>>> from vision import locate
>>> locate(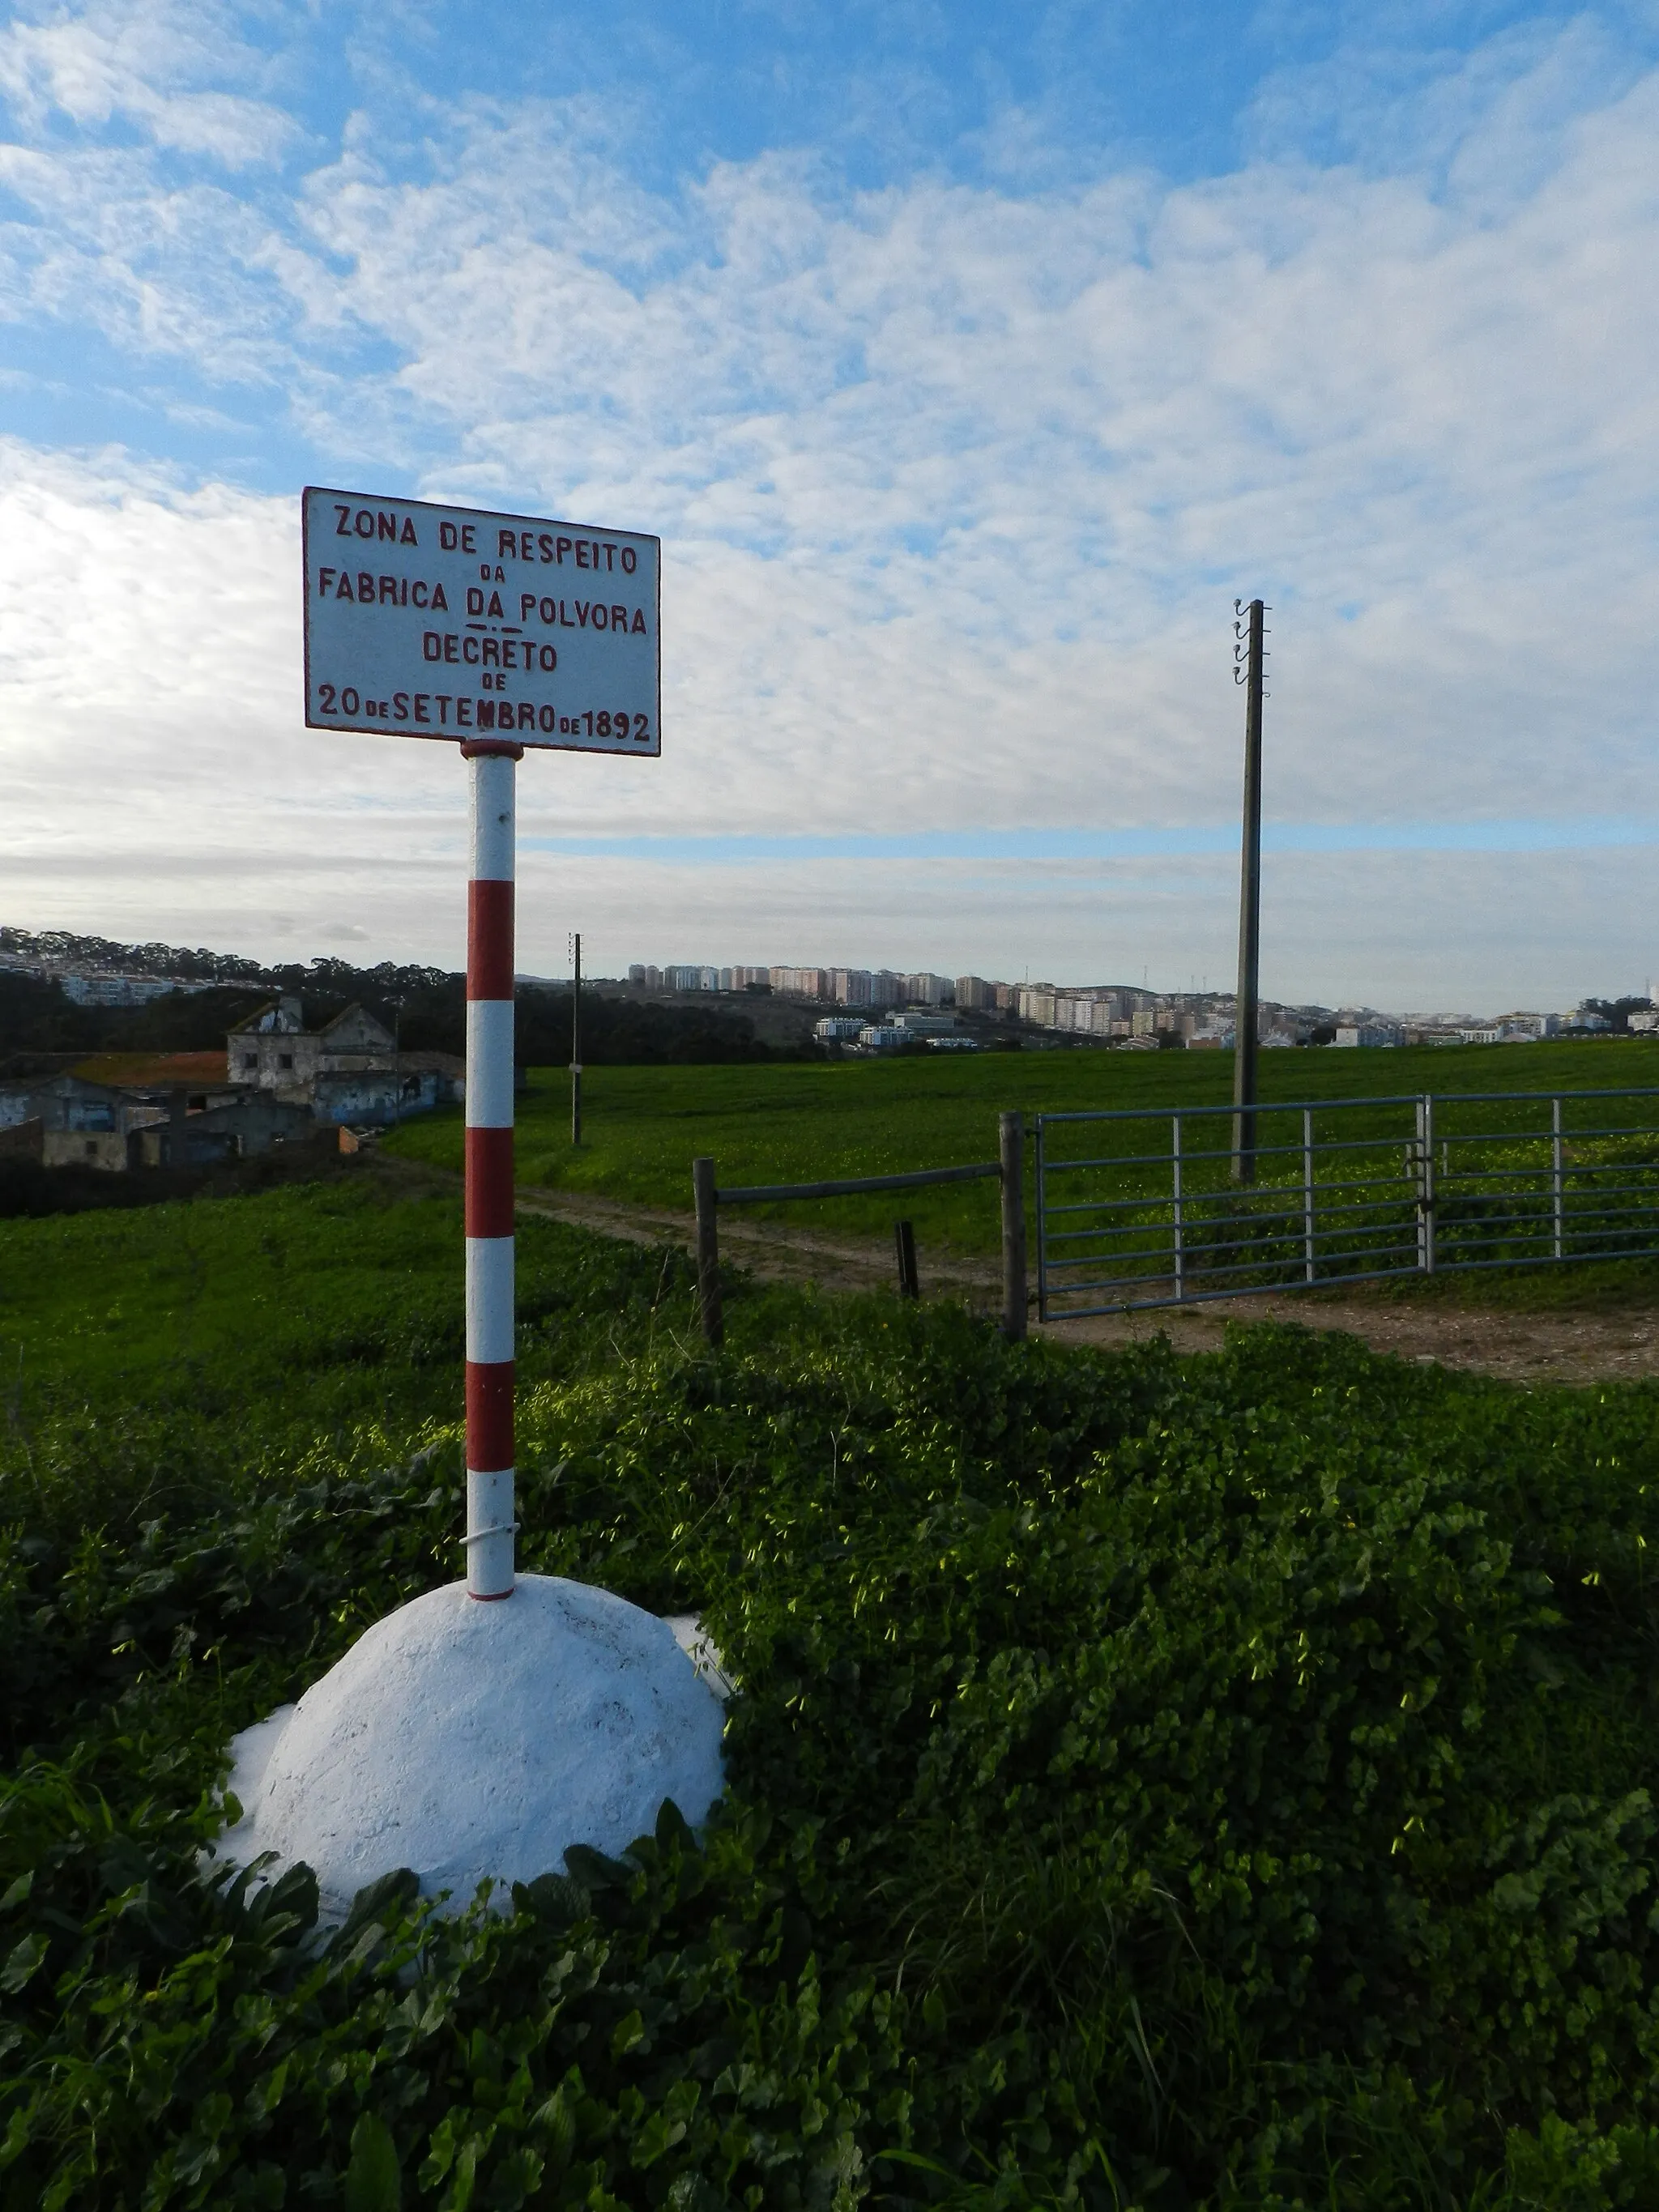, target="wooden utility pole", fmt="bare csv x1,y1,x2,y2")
1232,599,1265,1185
569,931,582,1146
